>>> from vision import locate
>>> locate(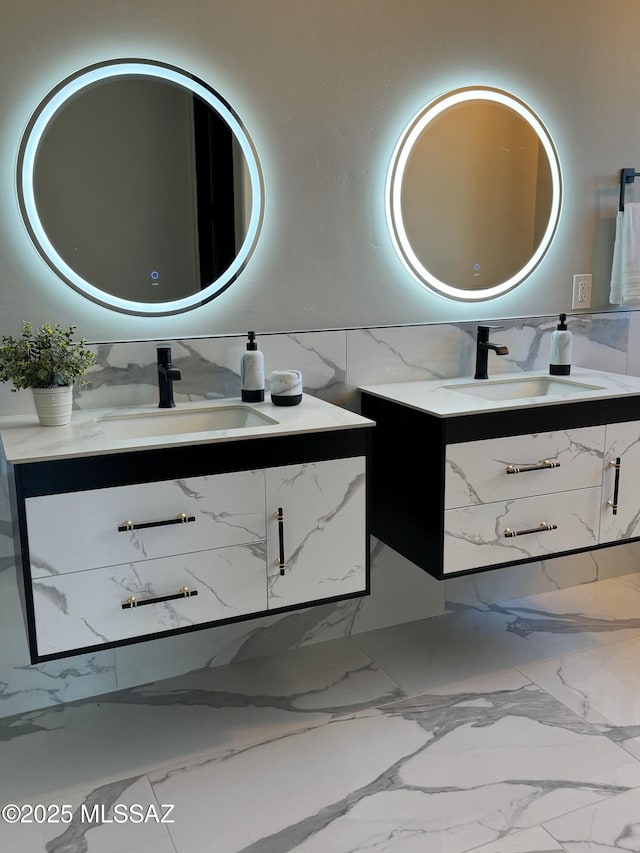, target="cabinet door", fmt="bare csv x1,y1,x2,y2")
600,420,640,543
265,457,367,609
